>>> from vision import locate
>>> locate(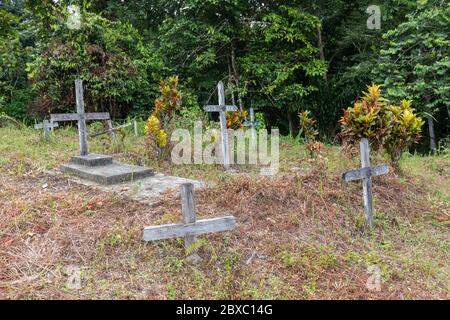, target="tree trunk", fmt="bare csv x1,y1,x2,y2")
425,88,437,153
287,111,298,138
230,44,243,110
228,60,236,105
316,23,328,84
427,115,437,154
